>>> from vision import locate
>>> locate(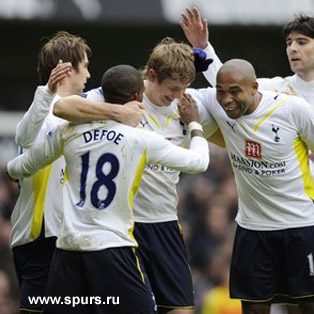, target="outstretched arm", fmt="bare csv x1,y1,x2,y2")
15,61,71,148
53,95,145,127
179,6,222,86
